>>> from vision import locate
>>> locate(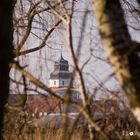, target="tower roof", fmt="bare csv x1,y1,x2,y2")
50,71,72,79
50,52,70,79
58,52,68,64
